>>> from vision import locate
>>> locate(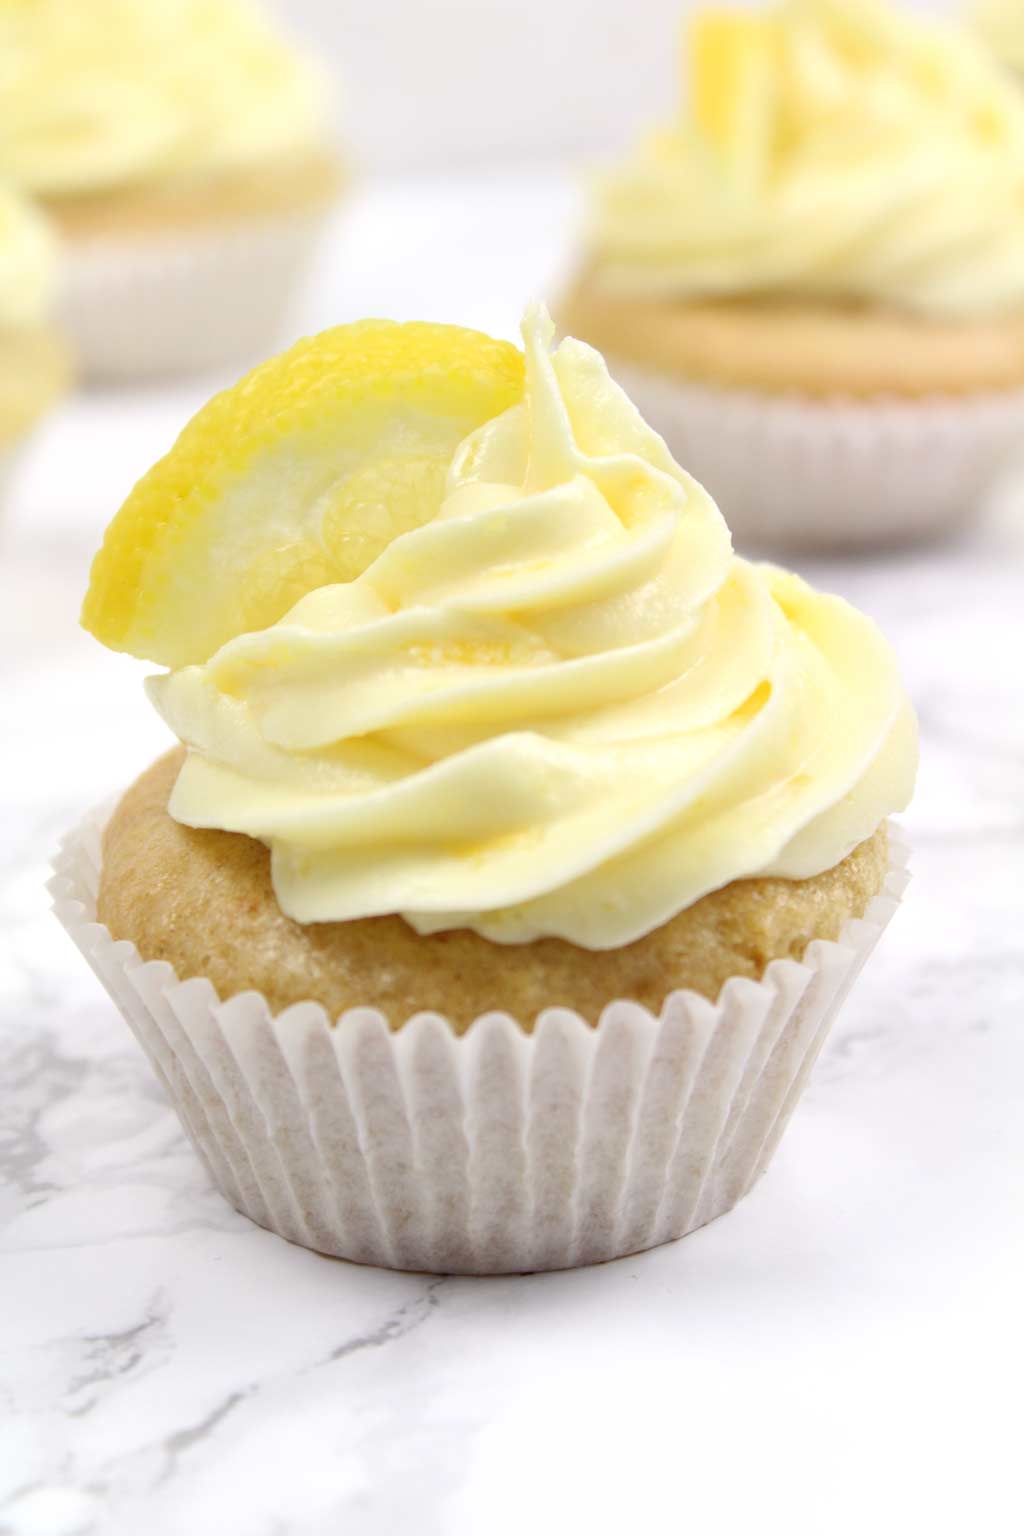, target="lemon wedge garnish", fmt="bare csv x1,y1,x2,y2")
82,320,525,668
